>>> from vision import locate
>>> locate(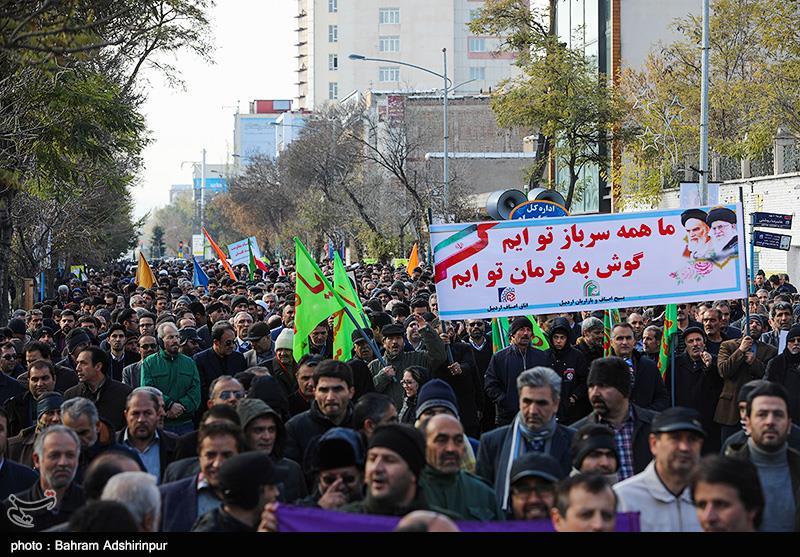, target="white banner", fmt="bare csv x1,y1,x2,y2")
227,236,262,266
192,234,204,258
431,204,747,320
